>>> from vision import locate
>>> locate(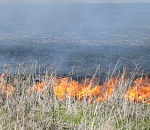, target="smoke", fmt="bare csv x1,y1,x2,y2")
0,3,150,75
